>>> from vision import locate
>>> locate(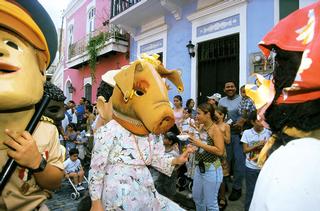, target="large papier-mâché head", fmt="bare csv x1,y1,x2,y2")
112,54,184,135
0,0,57,110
